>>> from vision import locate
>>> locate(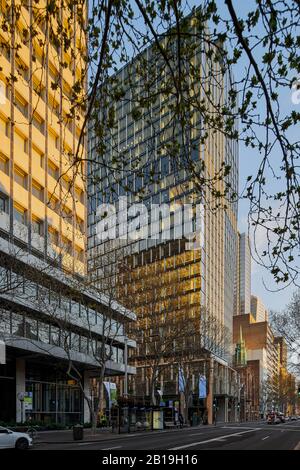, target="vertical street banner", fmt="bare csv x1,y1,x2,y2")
199,375,207,399
178,368,185,393
103,382,117,408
